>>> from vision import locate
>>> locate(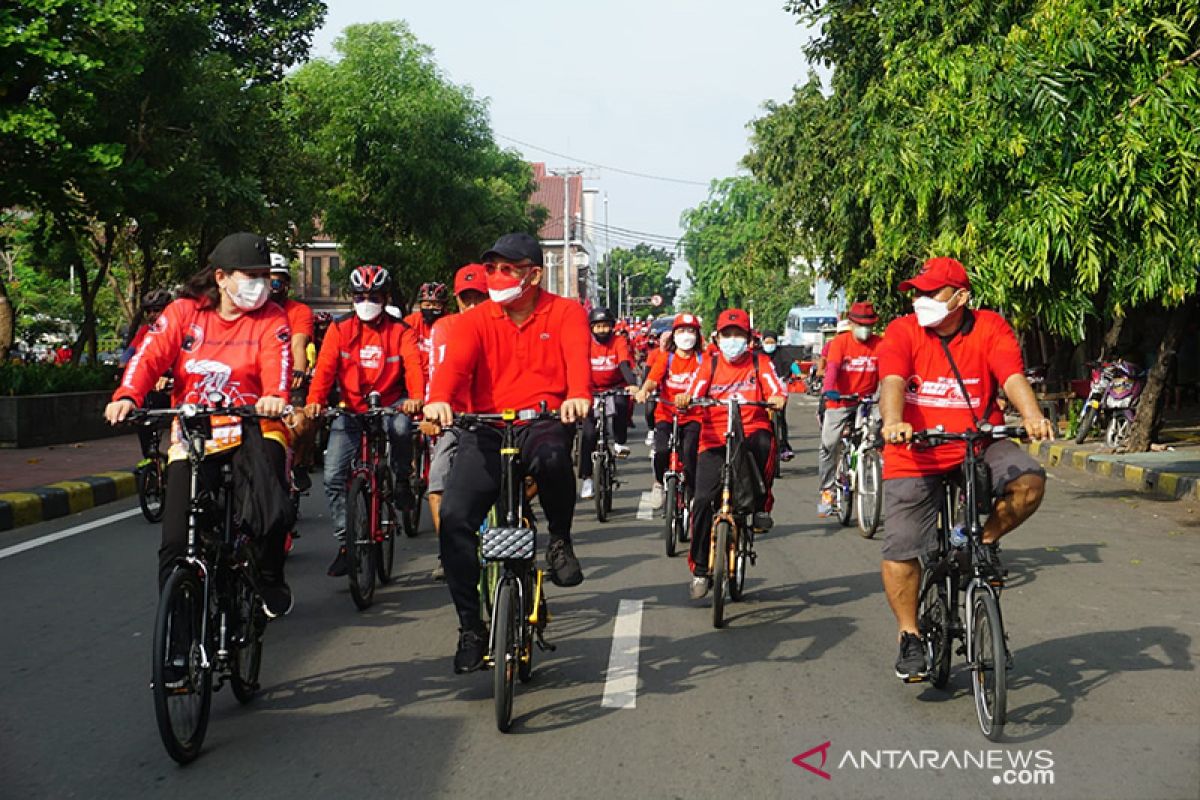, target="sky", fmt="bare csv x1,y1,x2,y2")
309,1,818,280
